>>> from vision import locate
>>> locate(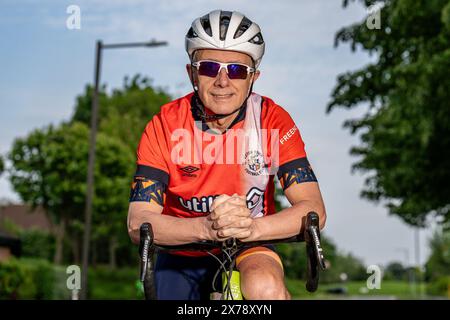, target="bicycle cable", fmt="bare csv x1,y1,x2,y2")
209,246,240,298
207,250,230,292
221,245,240,300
